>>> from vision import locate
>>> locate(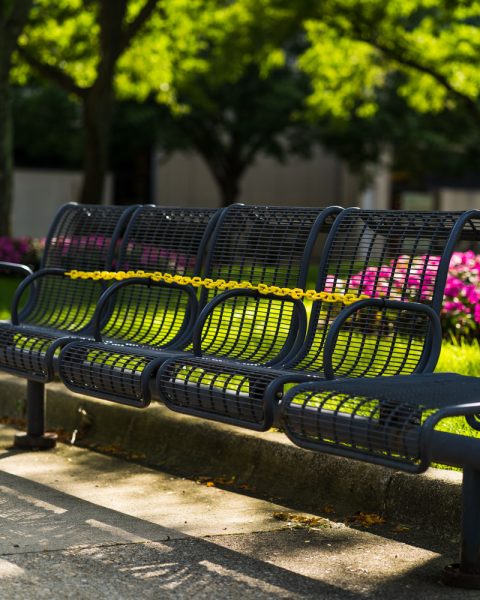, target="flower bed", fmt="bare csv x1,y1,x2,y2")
344,251,480,342
0,236,44,270
442,251,480,341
